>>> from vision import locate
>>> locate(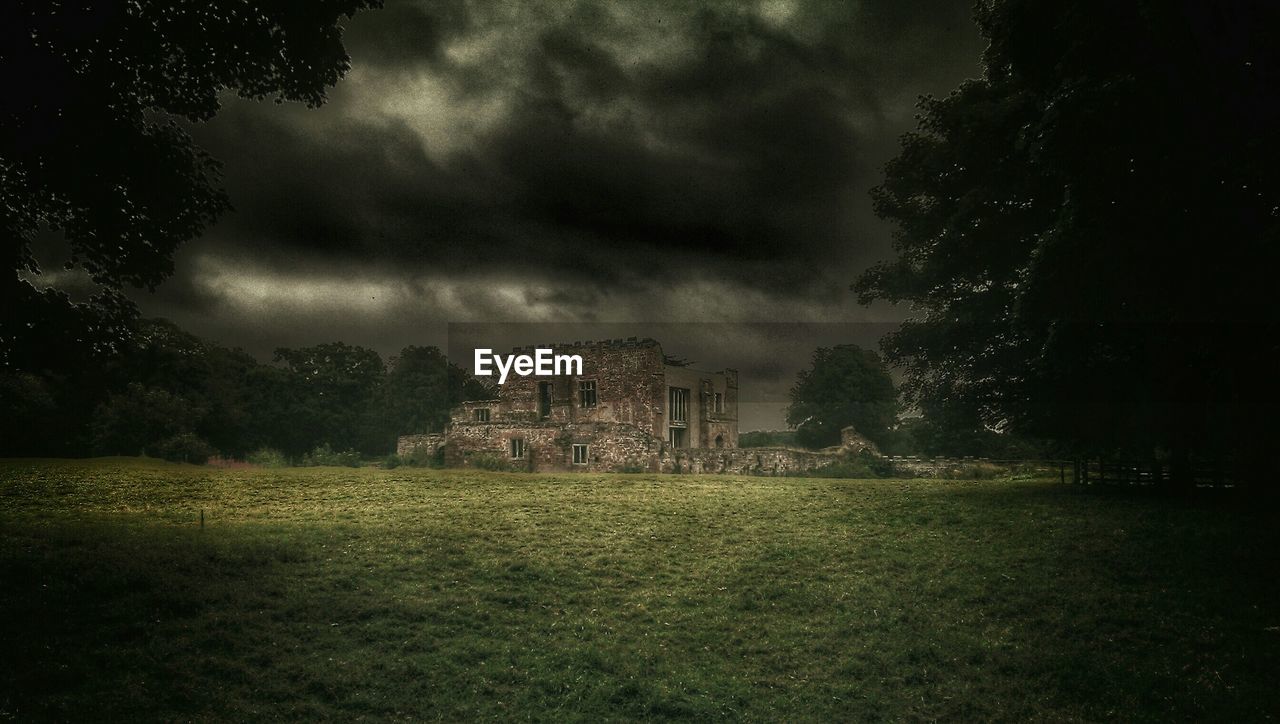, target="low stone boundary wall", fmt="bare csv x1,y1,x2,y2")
882,456,1057,479
398,428,851,475
661,446,841,476
394,433,1062,480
